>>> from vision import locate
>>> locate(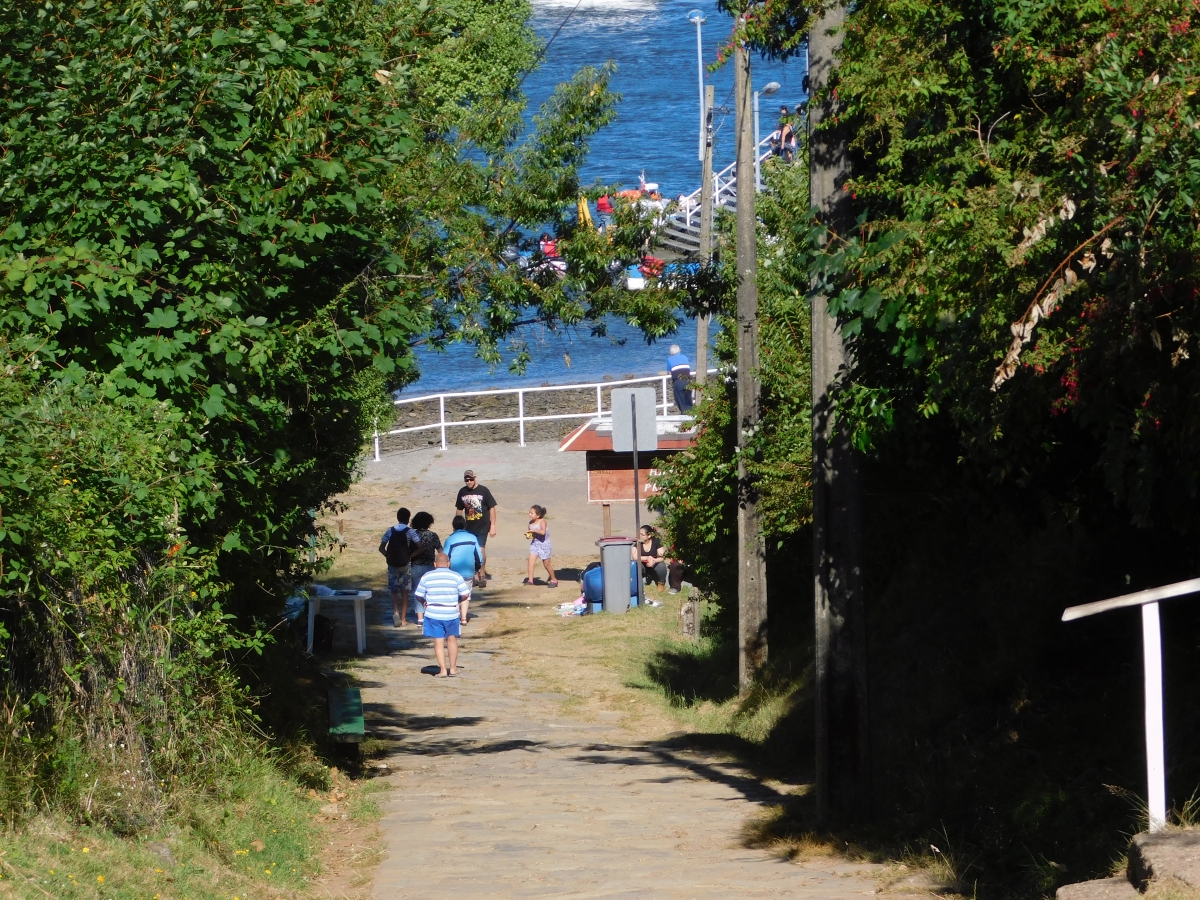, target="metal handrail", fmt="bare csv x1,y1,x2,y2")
373,369,718,457
671,135,777,236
